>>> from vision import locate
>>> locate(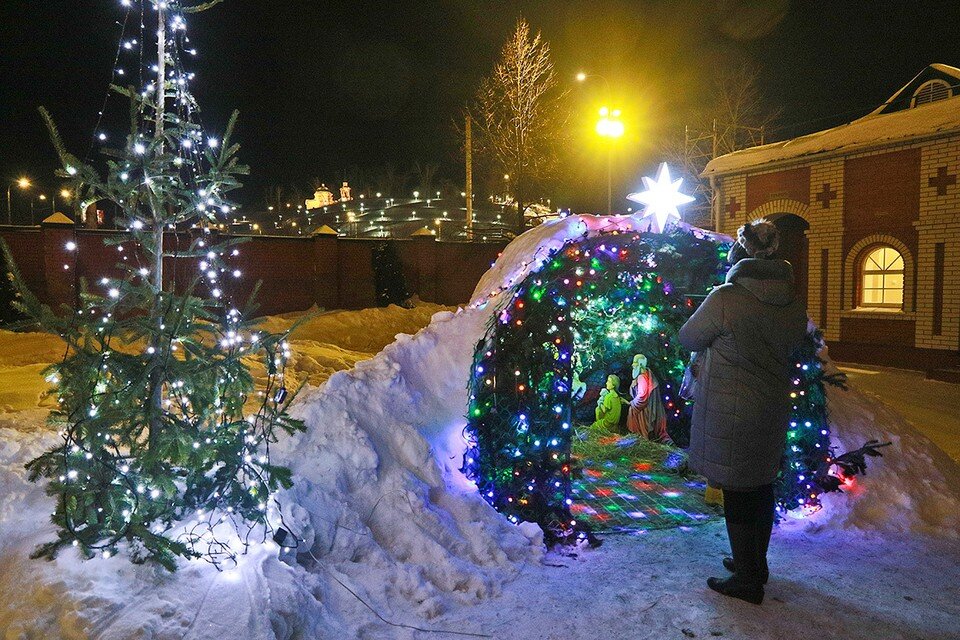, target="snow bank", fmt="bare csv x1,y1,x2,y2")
0,301,542,638
797,384,960,539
